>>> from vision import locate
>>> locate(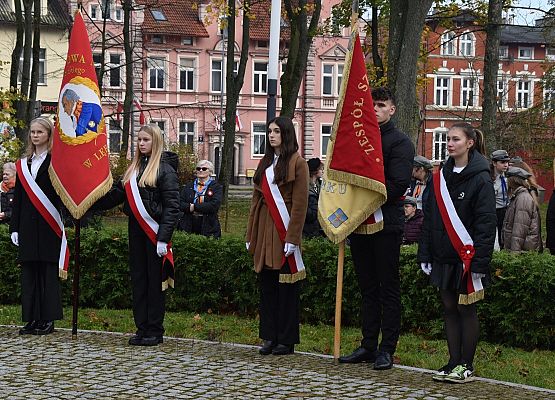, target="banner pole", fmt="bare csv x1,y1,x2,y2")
333,240,345,362
71,219,81,338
